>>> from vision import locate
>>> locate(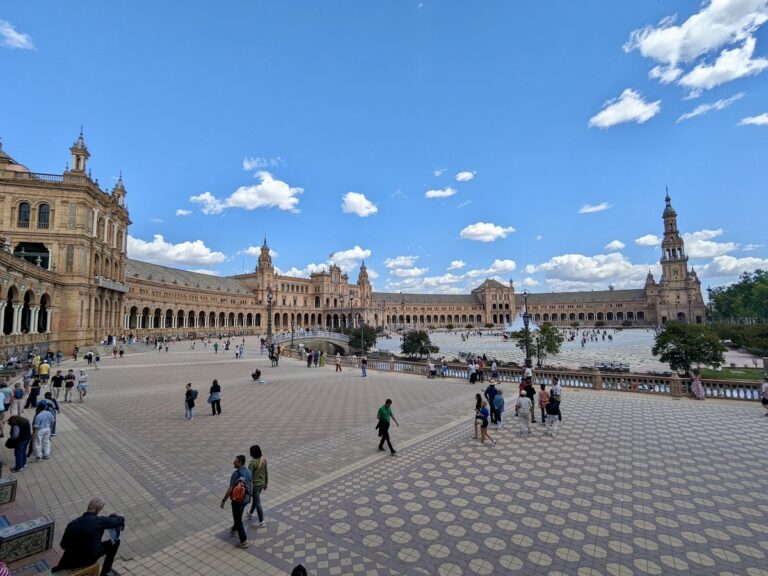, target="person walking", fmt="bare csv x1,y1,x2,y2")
544,394,561,436
32,404,54,462
77,370,89,403
64,369,76,403
484,381,498,425
762,374,768,416
538,384,550,425
51,370,64,400
335,353,342,372
184,383,197,420
515,391,533,436
361,356,368,377
690,370,705,400
524,377,537,424
220,454,252,549
319,351,326,367
550,377,563,422
473,393,483,439
493,389,505,429
247,445,269,528
24,378,42,409
8,414,32,472
11,383,24,416
209,379,222,415
478,401,494,445
376,399,399,455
